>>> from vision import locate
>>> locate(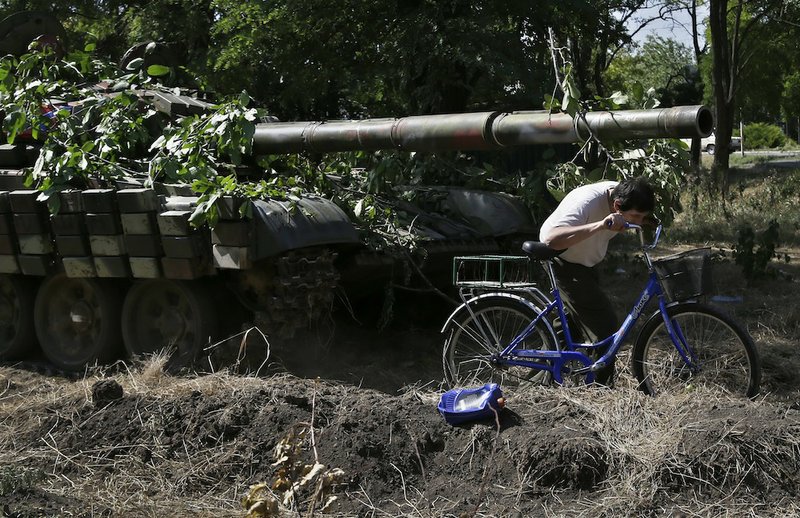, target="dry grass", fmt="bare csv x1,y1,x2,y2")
0,358,274,517
4,350,800,517
542,386,757,516
347,380,800,517
5,163,800,515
